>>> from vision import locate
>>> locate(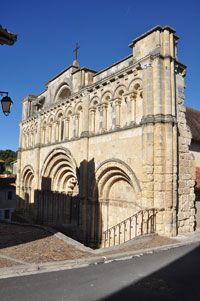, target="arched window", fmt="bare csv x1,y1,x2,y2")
54,85,71,103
